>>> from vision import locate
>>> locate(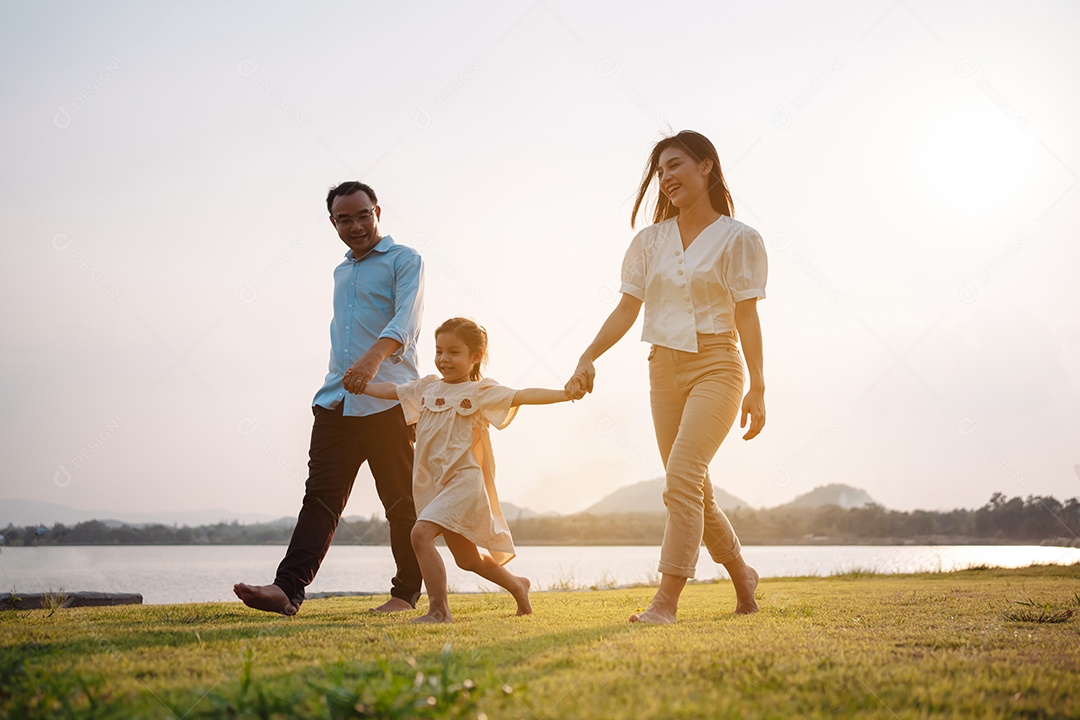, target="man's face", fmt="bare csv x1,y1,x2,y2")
329,191,381,256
